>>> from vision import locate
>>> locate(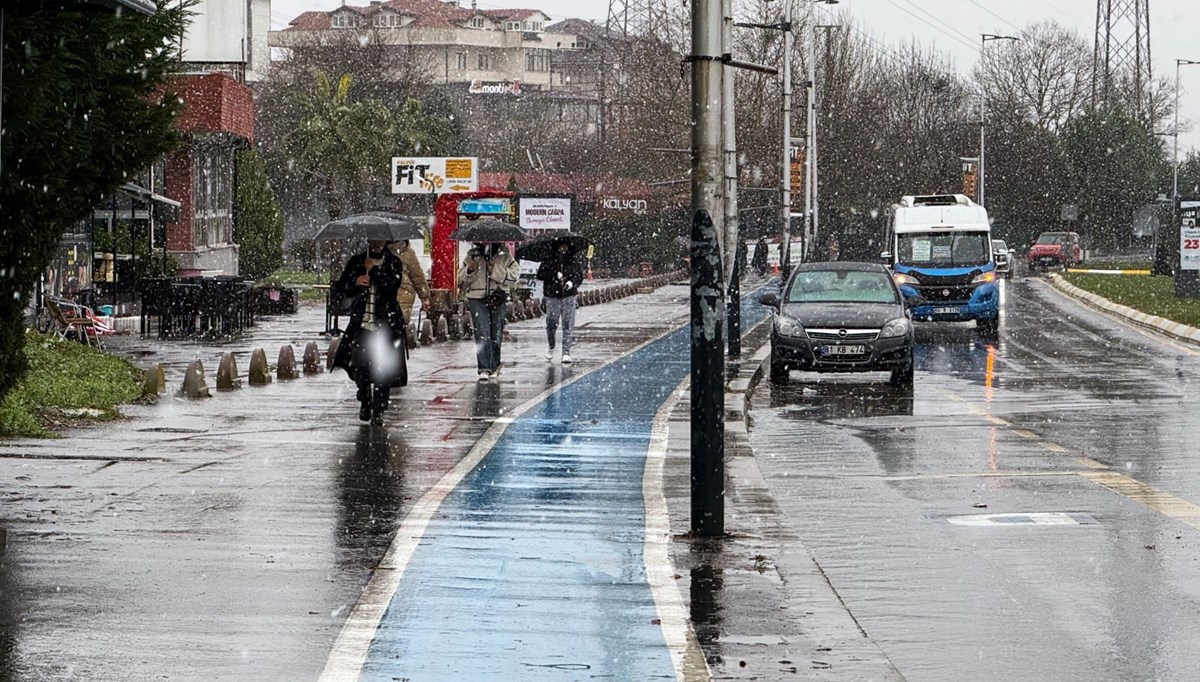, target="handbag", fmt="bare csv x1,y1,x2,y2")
483,287,509,310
